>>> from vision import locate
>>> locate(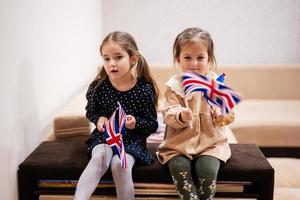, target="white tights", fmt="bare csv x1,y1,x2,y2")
74,144,135,200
